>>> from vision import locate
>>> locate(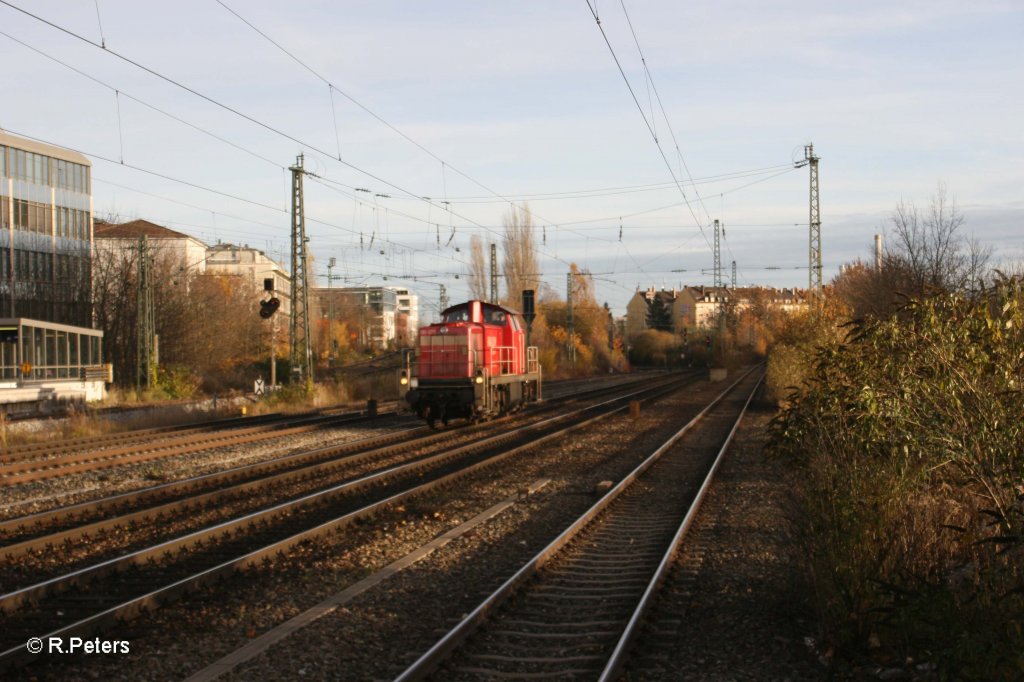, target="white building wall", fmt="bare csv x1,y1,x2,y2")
205,244,290,314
